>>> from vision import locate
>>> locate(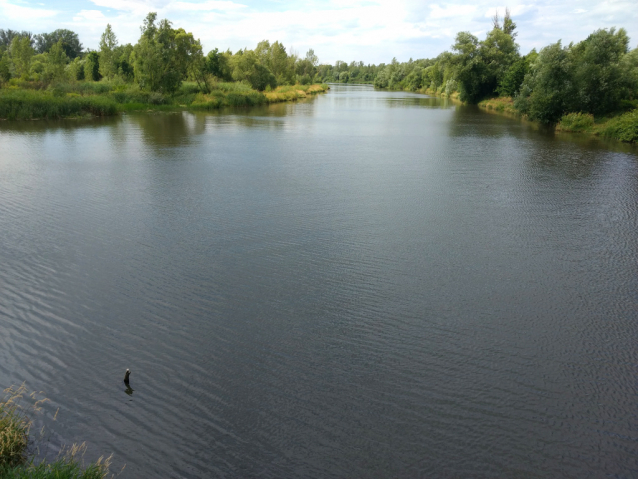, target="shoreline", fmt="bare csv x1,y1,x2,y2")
0,83,329,121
